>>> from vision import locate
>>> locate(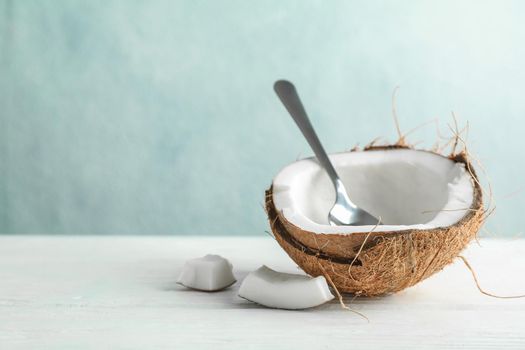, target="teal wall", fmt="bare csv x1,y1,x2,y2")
1,0,524,236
